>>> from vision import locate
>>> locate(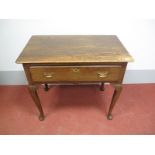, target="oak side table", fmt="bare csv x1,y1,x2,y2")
16,35,133,121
